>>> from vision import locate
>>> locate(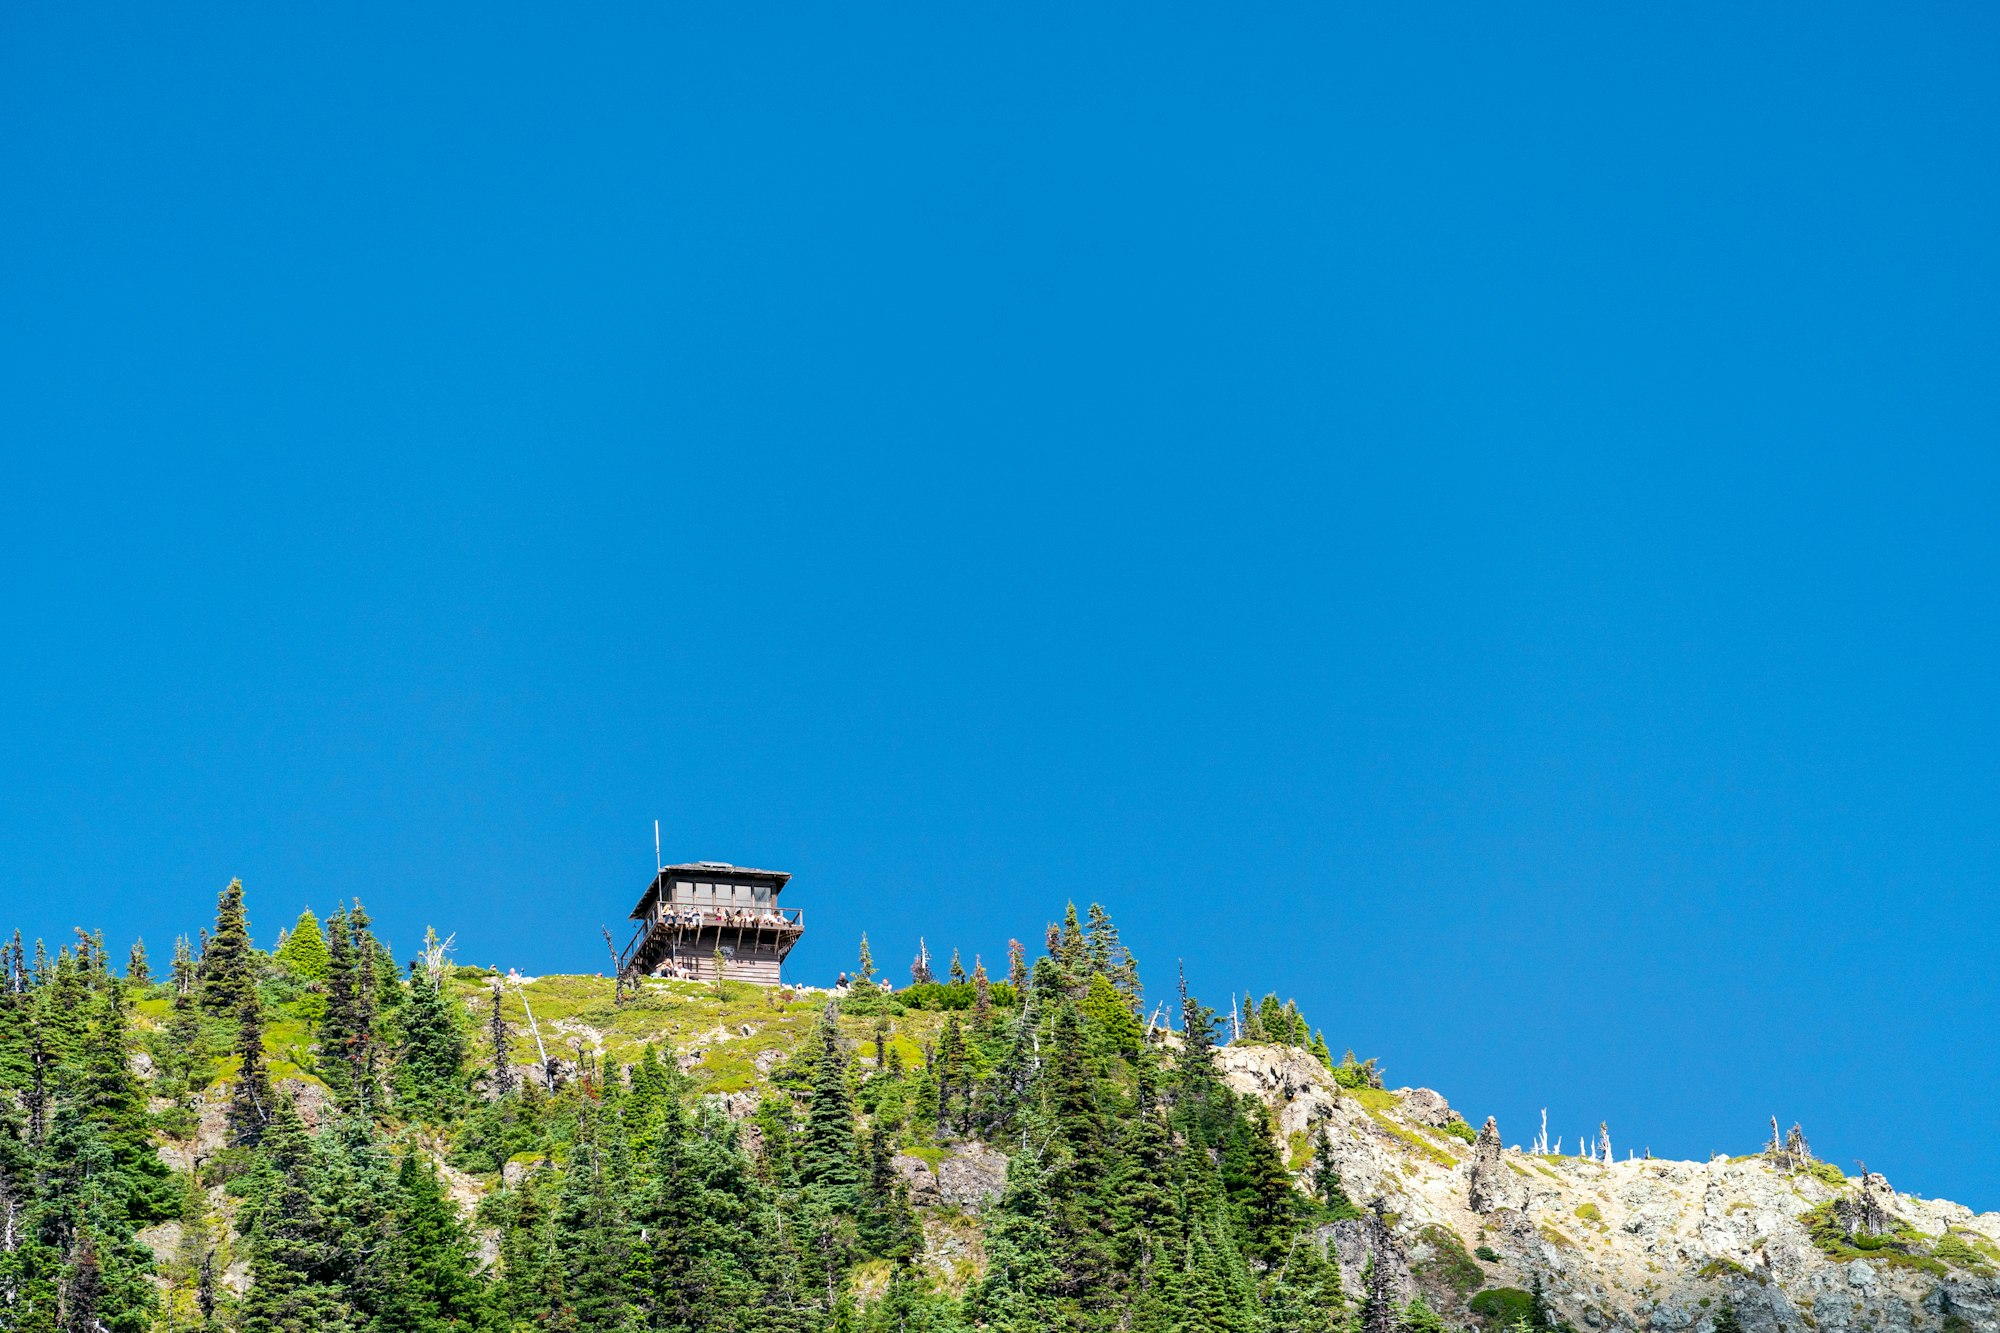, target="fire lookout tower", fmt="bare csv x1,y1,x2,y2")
618,861,803,985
